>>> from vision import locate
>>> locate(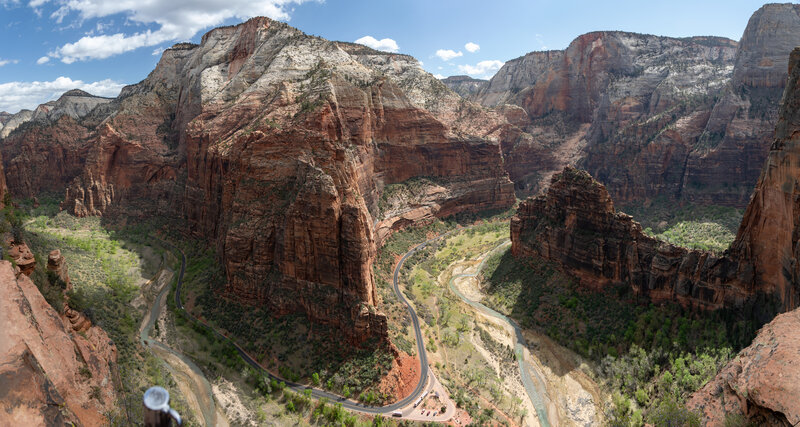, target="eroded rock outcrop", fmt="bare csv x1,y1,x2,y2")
510,167,750,309
2,17,516,345
511,45,800,317
47,249,70,288
0,260,117,426
687,308,800,426
7,239,36,276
